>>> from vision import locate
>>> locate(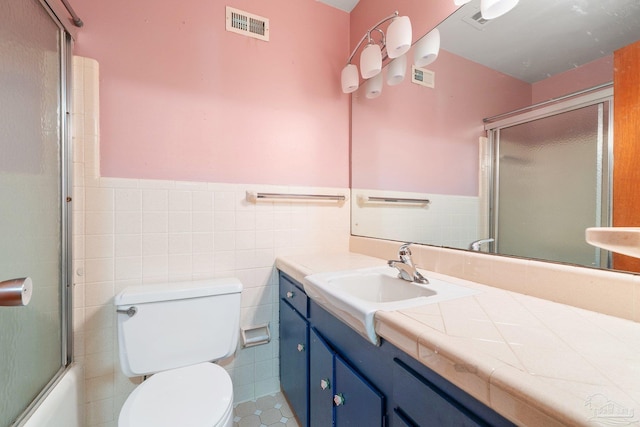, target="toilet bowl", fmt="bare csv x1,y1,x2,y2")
114,278,242,427
118,363,233,427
